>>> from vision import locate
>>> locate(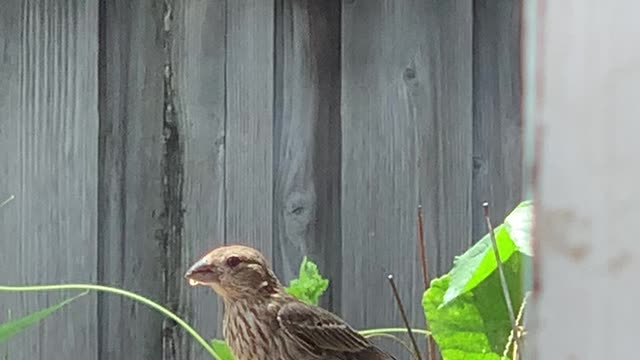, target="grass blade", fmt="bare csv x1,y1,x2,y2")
0,284,222,359
0,291,88,343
